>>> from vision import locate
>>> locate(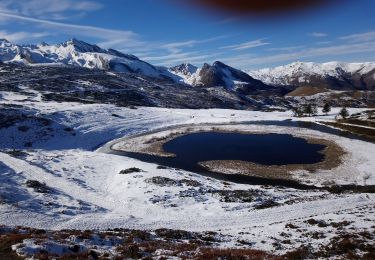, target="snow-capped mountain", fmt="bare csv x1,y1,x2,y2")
247,61,375,90
169,63,199,85
1,38,374,102
170,63,198,78
0,38,164,78
170,61,269,91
